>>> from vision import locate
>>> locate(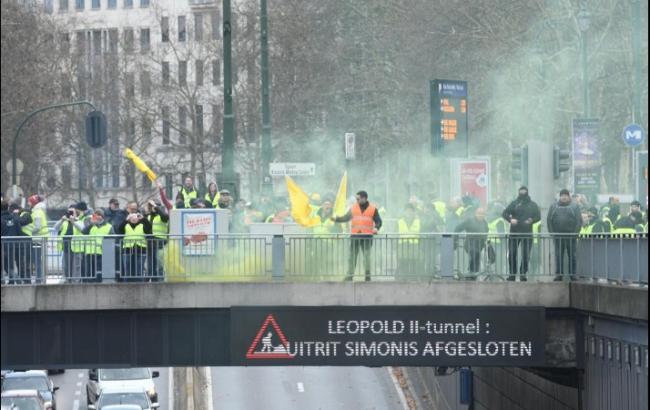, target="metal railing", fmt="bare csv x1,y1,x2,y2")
1,233,647,285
